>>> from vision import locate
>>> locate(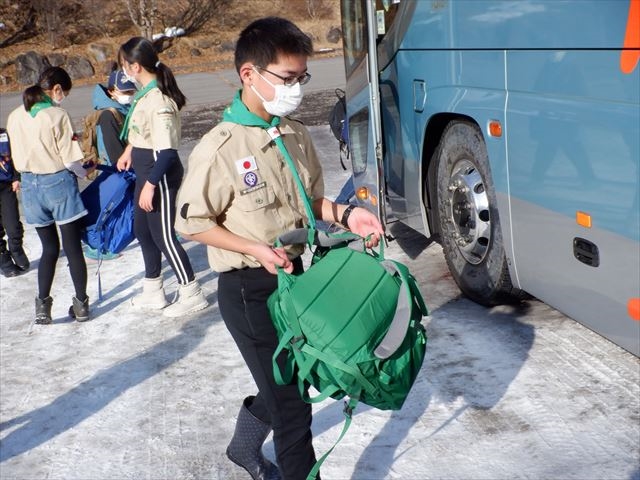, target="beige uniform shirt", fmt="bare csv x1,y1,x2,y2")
126,88,180,150
175,117,324,272
6,104,83,174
